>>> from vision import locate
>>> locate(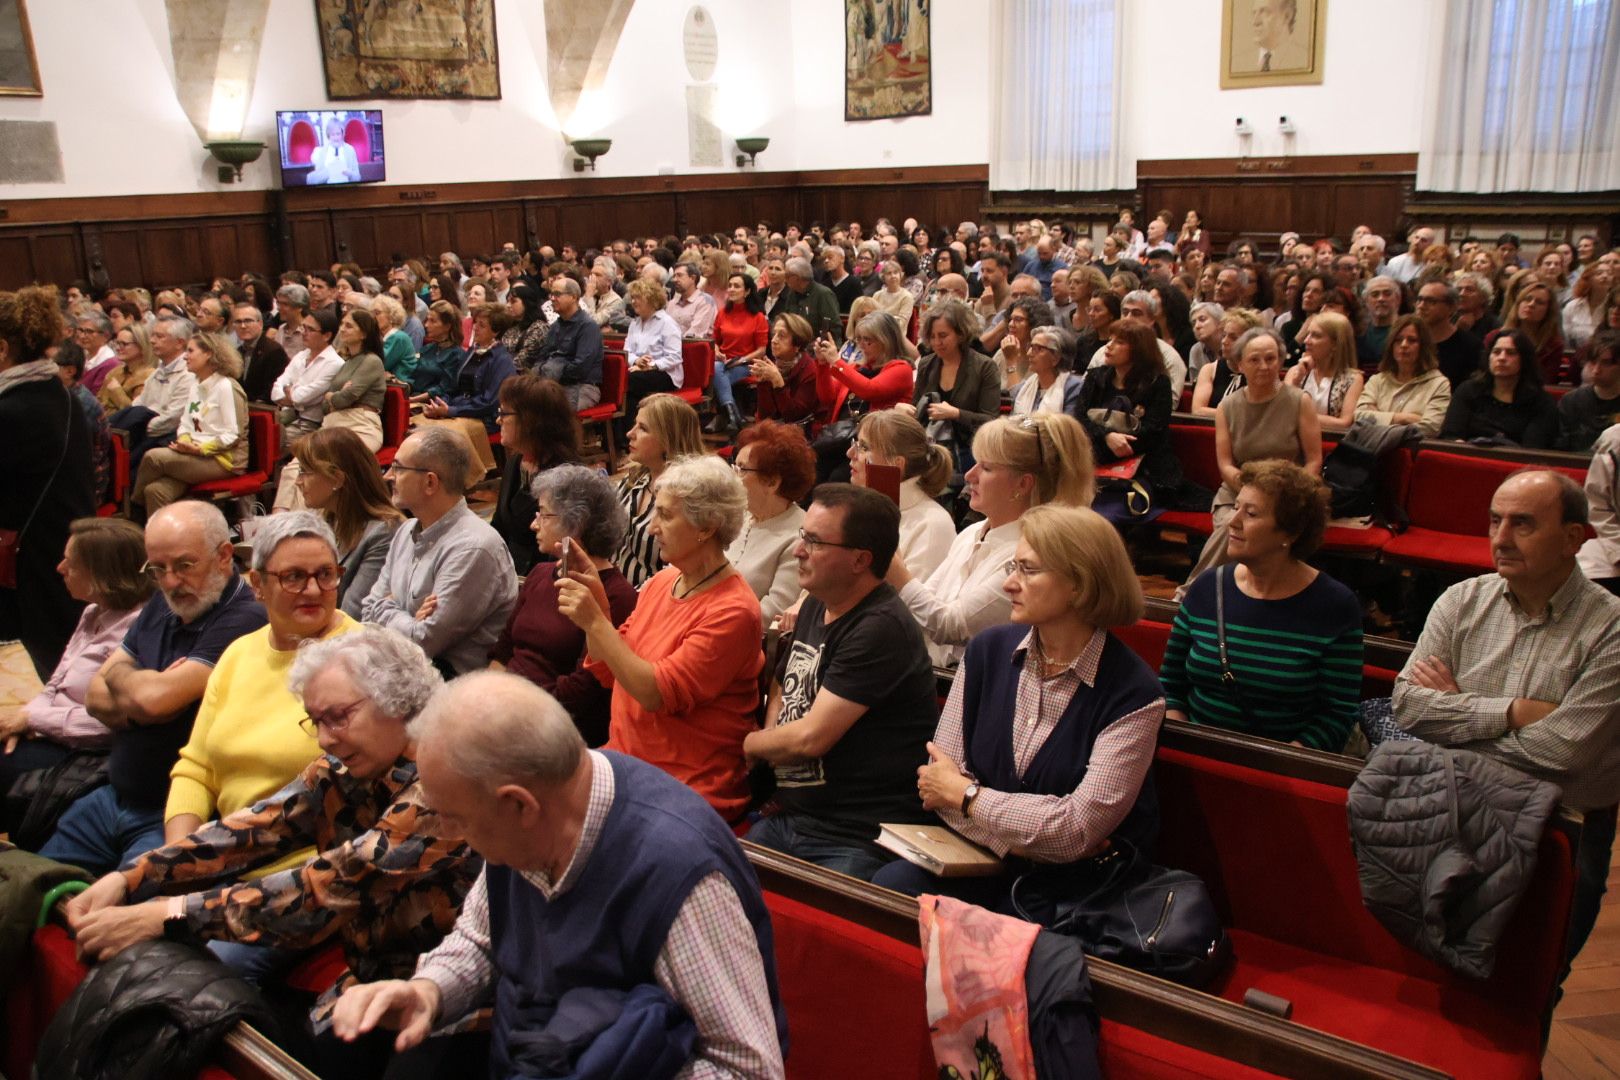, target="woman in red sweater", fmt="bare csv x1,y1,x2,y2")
558,454,763,824
813,309,915,416
708,272,770,434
